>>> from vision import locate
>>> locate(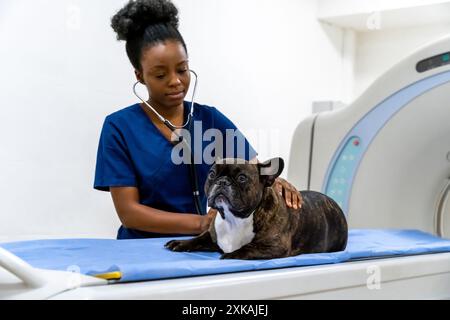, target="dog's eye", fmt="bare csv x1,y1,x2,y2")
208,171,216,180
237,174,247,183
